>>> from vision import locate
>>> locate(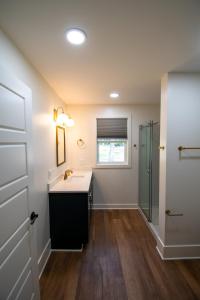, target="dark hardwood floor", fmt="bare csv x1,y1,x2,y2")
40,210,200,300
